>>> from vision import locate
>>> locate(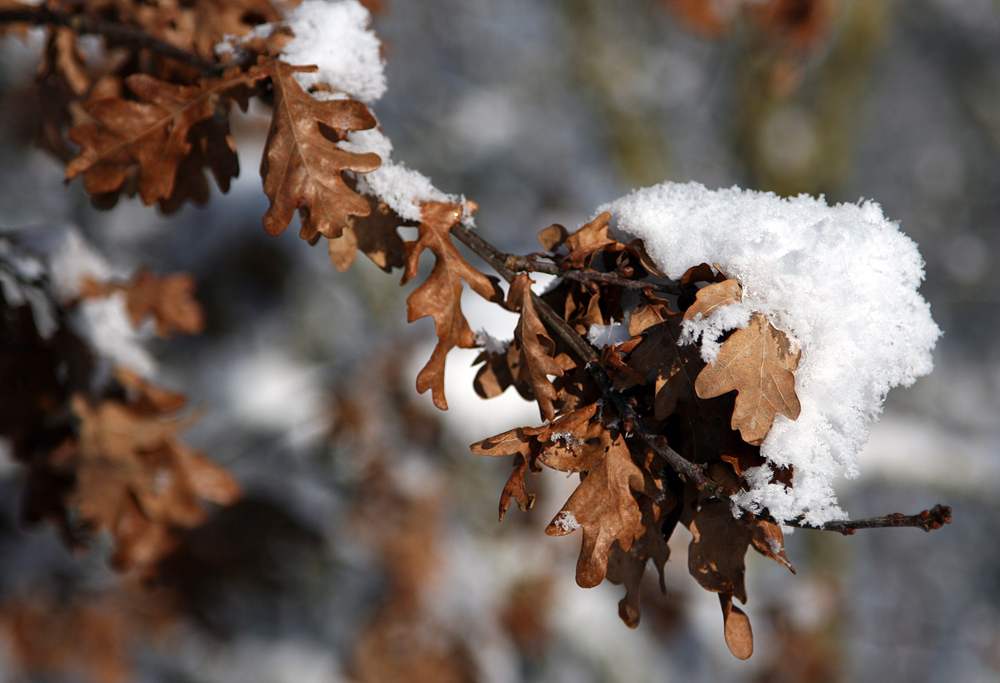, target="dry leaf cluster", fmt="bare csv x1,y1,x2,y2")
0,253,237,575
470,215,803,658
